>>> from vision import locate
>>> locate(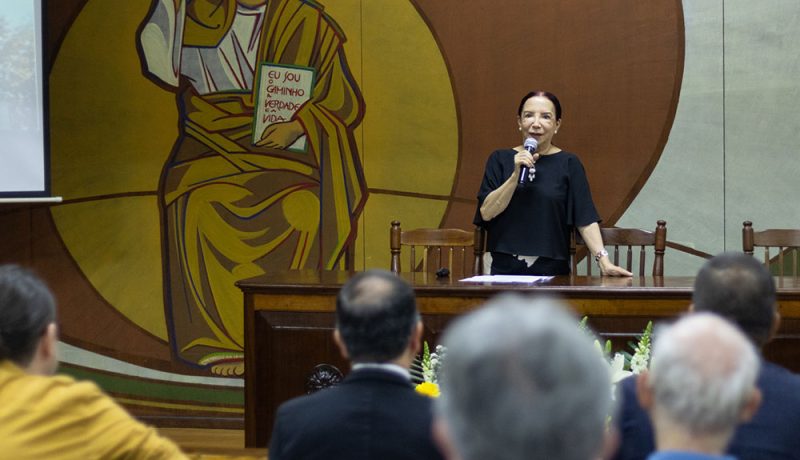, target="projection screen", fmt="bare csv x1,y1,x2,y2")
0,0,52,200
